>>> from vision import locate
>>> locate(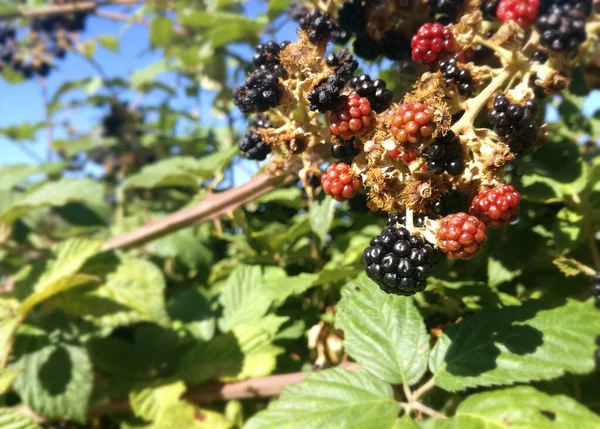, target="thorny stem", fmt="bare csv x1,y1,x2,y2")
412,402,447,419
412,376,436,401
